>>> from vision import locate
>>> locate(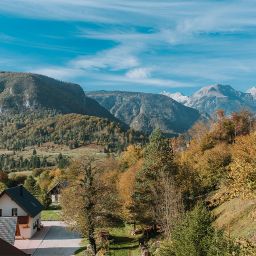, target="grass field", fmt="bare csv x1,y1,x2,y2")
109,225,141,256
2,143,107,173
41,210,62,221
75,225,141,256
